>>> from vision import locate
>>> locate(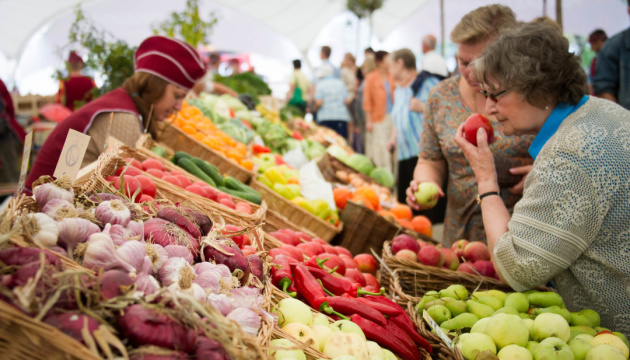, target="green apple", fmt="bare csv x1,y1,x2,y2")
532,313,571,342
471,317,492,334
522,318,534,340
574,334,594,343
505,293,530,313
270,338,307,360
276,298,313,327
444,298,468,317
282,323,319,350
590,332,629,358
414,182,439,208
323,332,369,359
330,320,366,341
569,336,592,360
486,313,529,348
585,344,626,360
366,341,385,360
526,341,539,357
439,284,469,300
613,332,630,352
498,344,533,360
570,309,600,328
456,333,497,359
382,349,397,360
570,326,597,340
311,325,334,352
427,305,452,325
534,337,573,360
311,313,330,327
